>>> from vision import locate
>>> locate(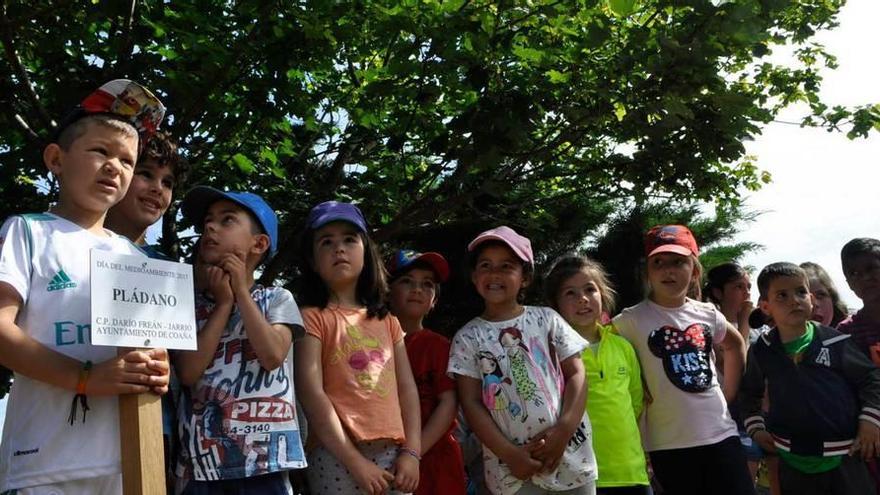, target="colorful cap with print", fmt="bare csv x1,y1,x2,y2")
467,226,534,265
181,186,279,255
306,201,368,232
644,224,699,258
55,79,166,147
387,249,450,283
